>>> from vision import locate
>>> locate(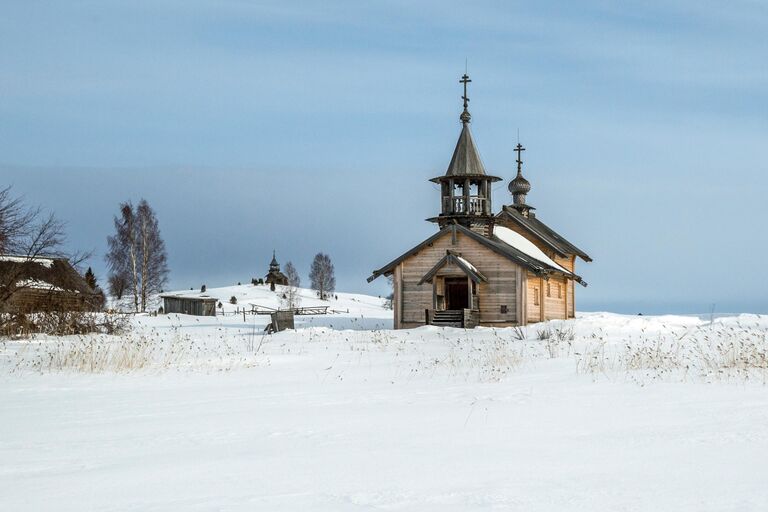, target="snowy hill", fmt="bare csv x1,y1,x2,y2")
157,282,393,330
